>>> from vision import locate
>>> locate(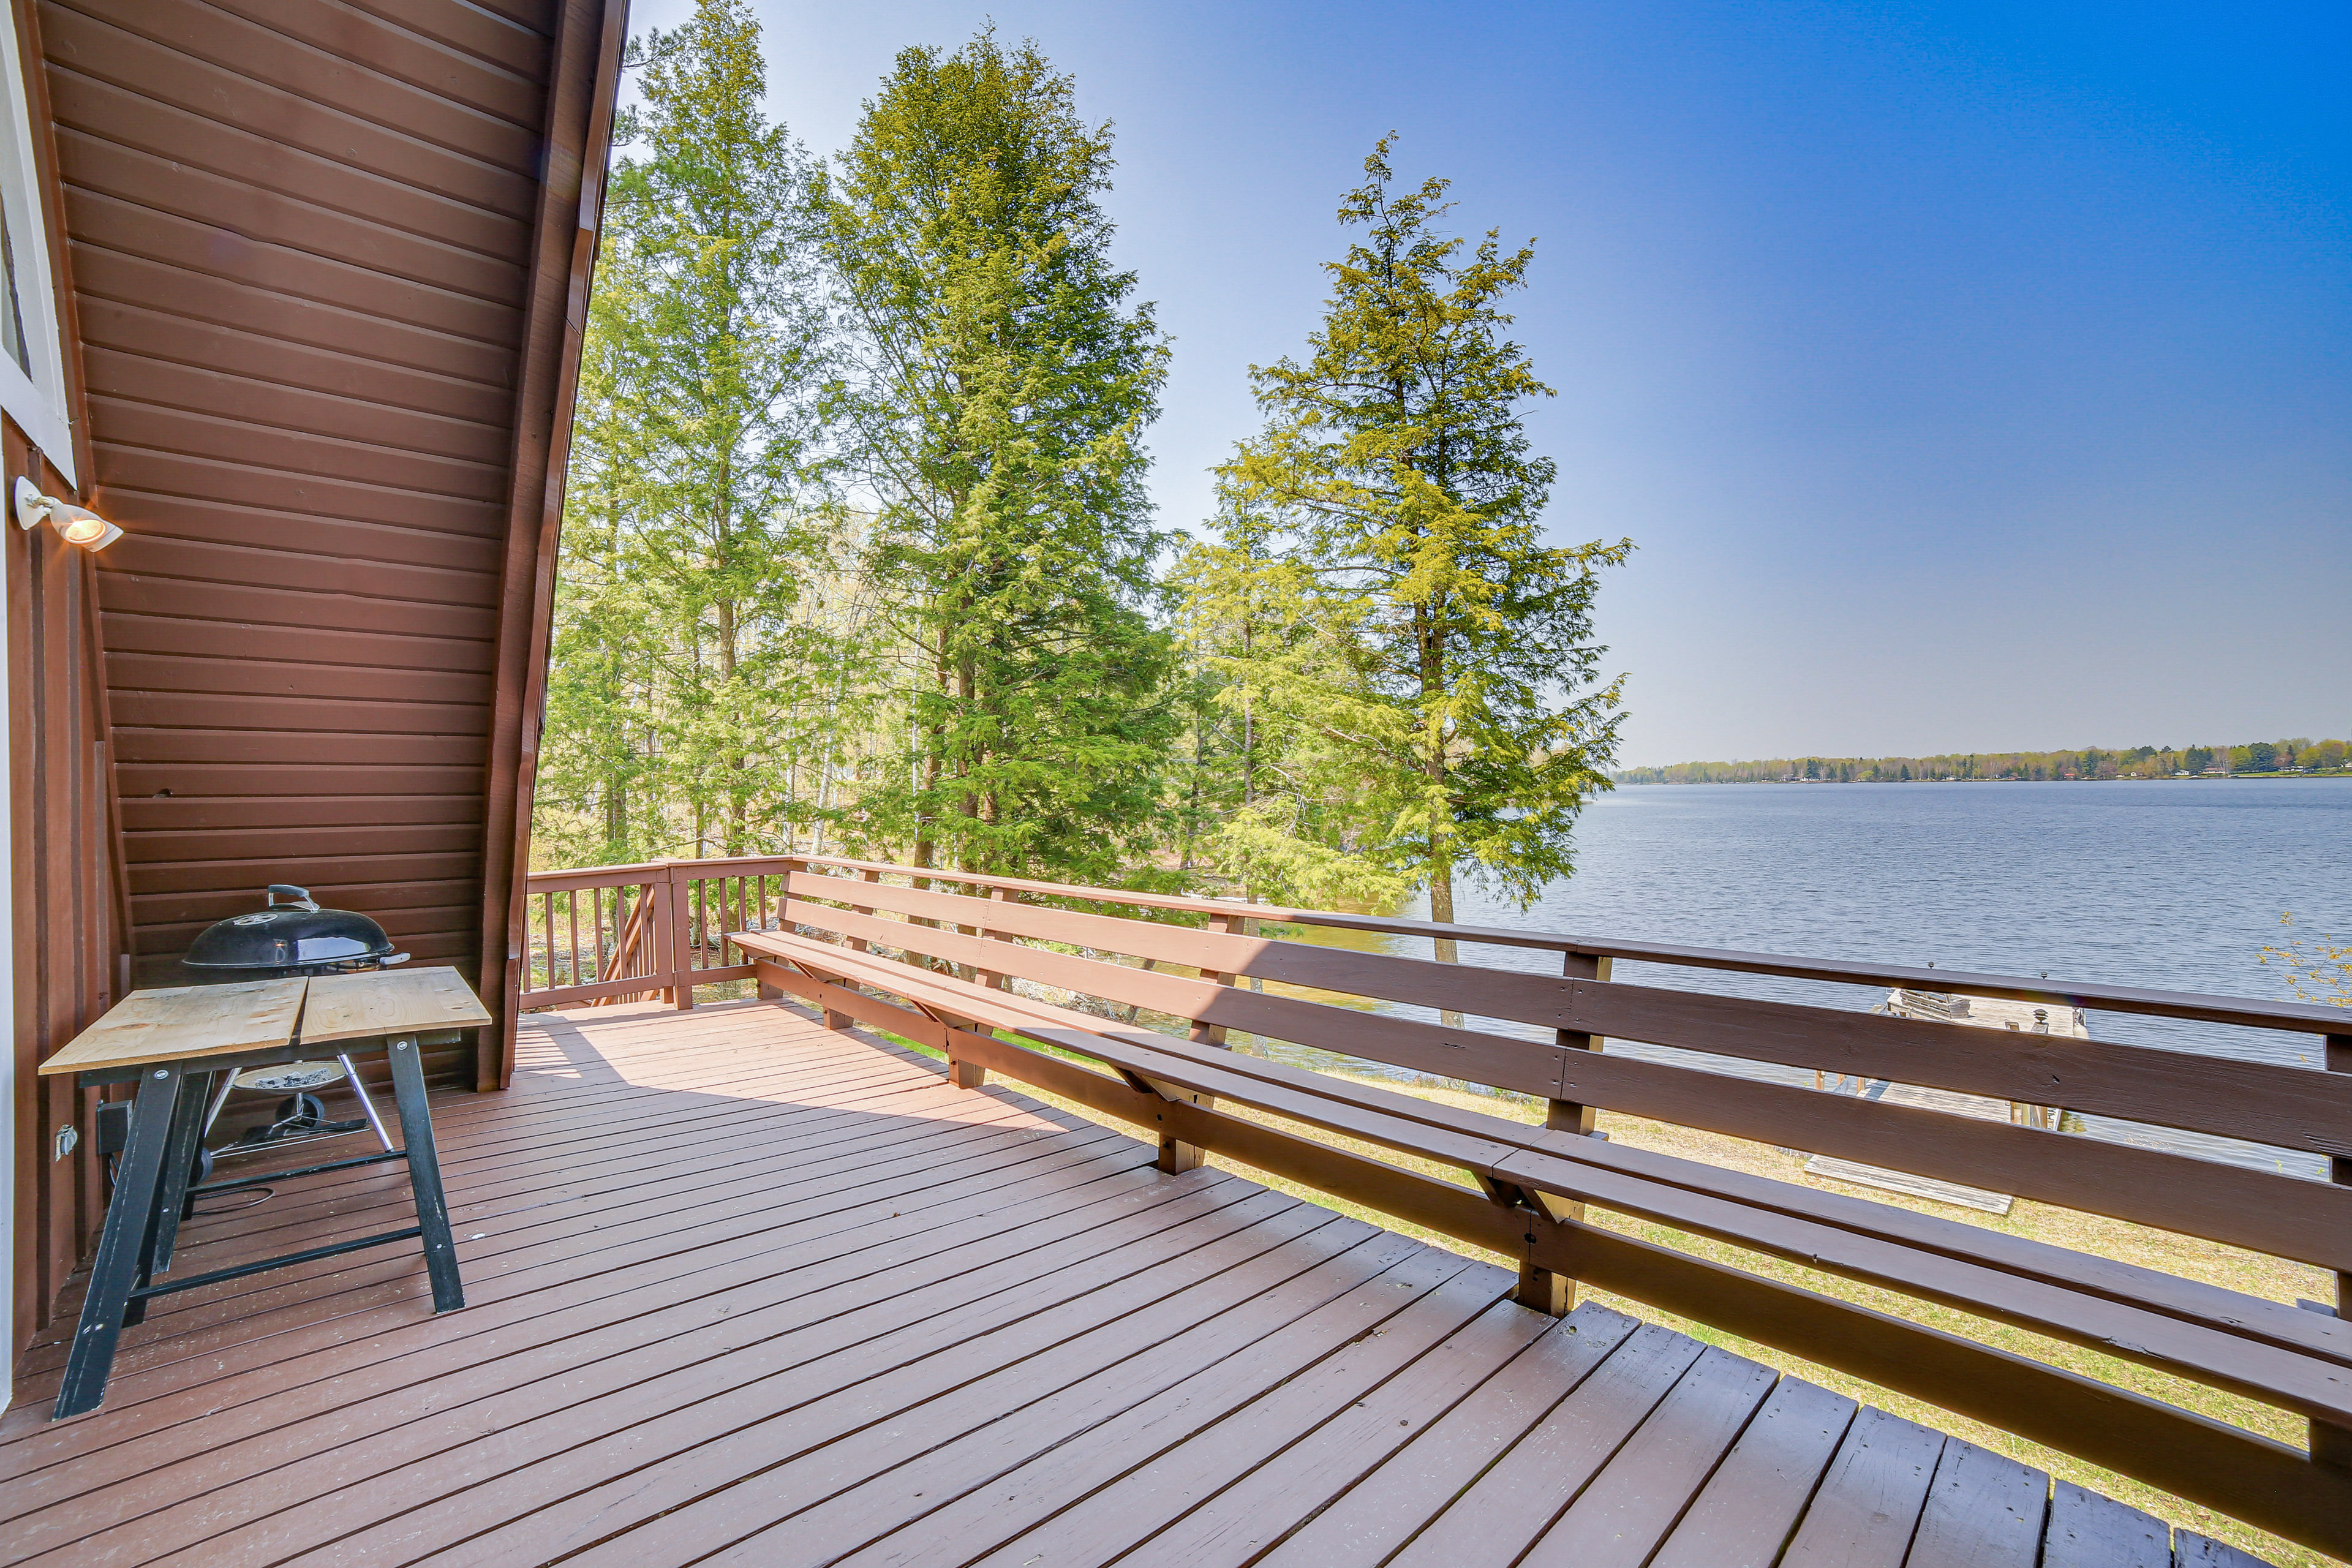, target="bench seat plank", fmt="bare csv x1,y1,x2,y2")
738,930,2352,1423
